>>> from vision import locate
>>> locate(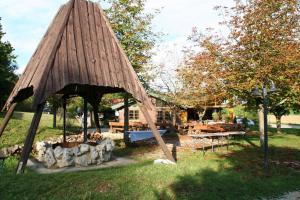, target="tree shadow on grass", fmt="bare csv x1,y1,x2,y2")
113,131,180,160
156,145,300,200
